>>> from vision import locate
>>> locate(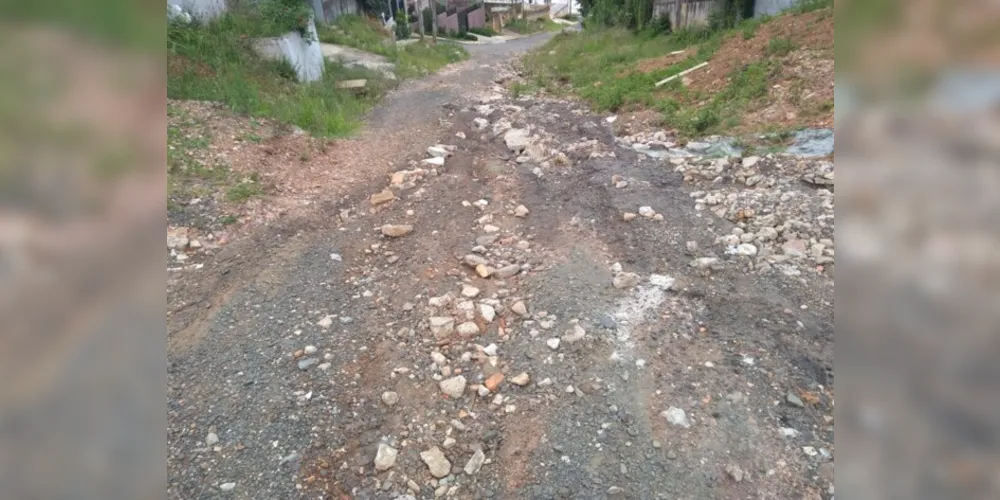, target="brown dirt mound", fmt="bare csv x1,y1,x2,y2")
686,9,835,131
